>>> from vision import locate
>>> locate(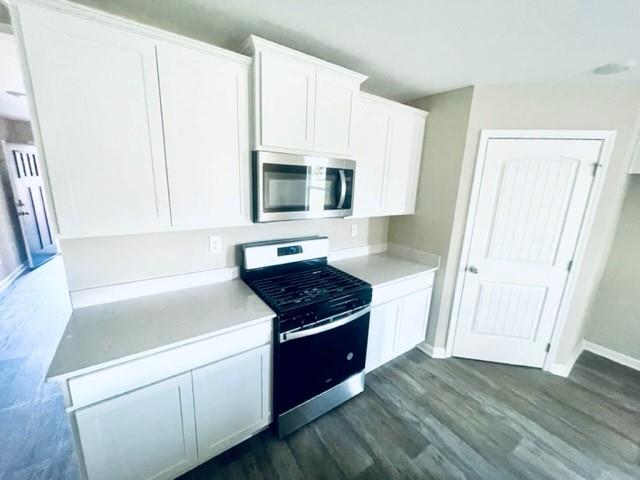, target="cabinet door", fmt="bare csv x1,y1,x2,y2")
352,96,391,217
157,43,251,229
259,49,315,151
395,288,432,355
314,69,357,156
192,345,270,461
75,373,197,480
18,5,170,237
365,299,401,372
384,110,426,215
